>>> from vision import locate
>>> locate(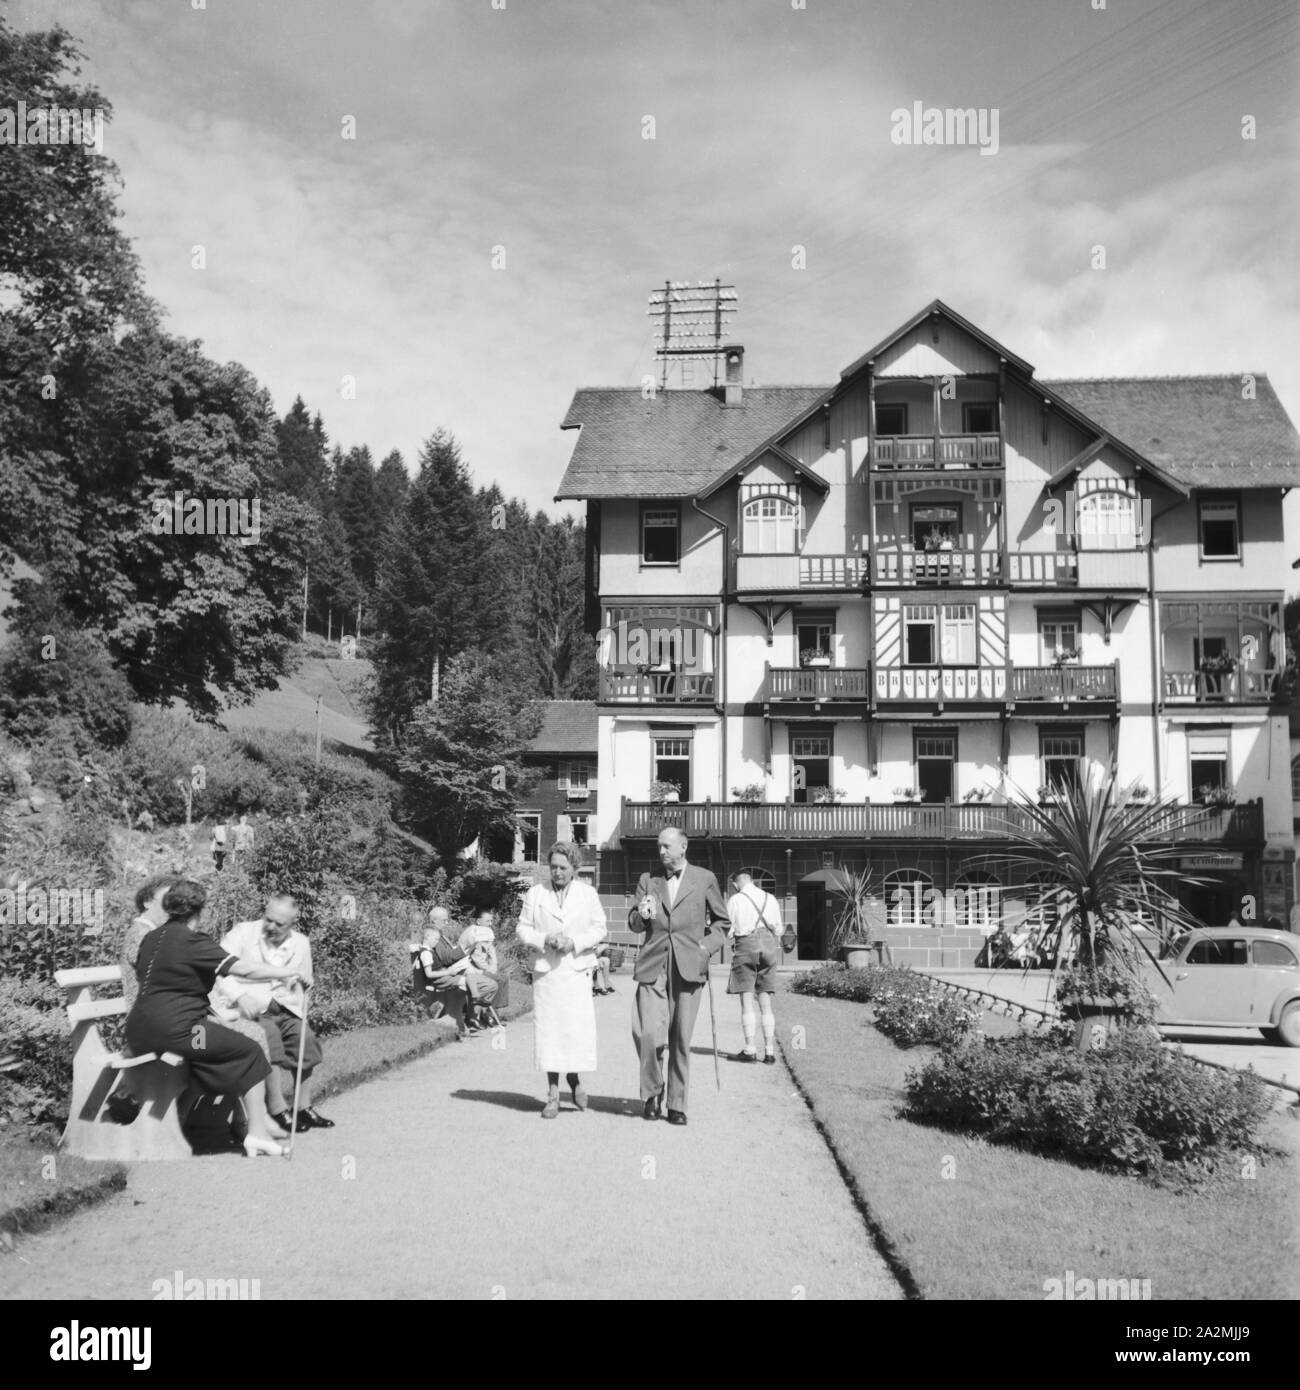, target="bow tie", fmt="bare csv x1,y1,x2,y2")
665,869,684,880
